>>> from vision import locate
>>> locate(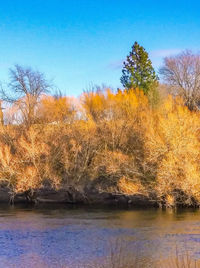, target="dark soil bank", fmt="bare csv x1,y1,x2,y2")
0,186,158,207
